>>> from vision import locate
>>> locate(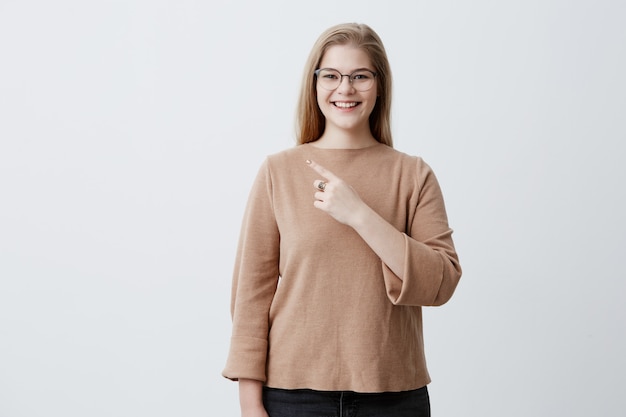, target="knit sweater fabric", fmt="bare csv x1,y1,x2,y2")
222,142,462,393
